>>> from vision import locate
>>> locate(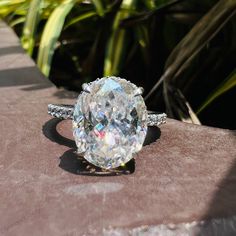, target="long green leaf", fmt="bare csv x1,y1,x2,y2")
91,0,104,17
197,69,236,114
64,10,97,29
0,0,26,8
145,0,236,100
9,16,25,27
37,0,77,77
104,0,137,76
0,0,28,18
121,0,184,27
21,0,42,56
134,24,149,65
143,0,236,124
